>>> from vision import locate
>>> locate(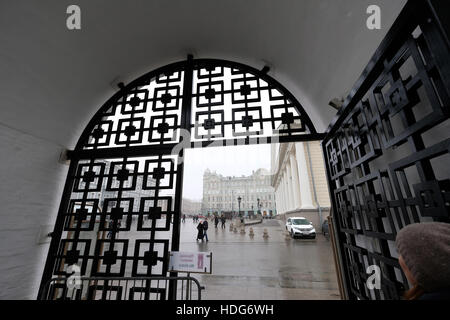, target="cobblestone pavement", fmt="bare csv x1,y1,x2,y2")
179,218,340,300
